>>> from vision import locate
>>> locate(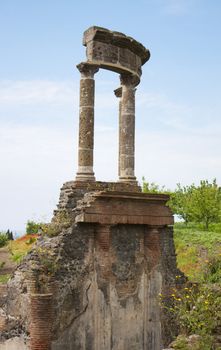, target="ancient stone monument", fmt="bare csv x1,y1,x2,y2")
75,26,149,184
0,27,184,350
